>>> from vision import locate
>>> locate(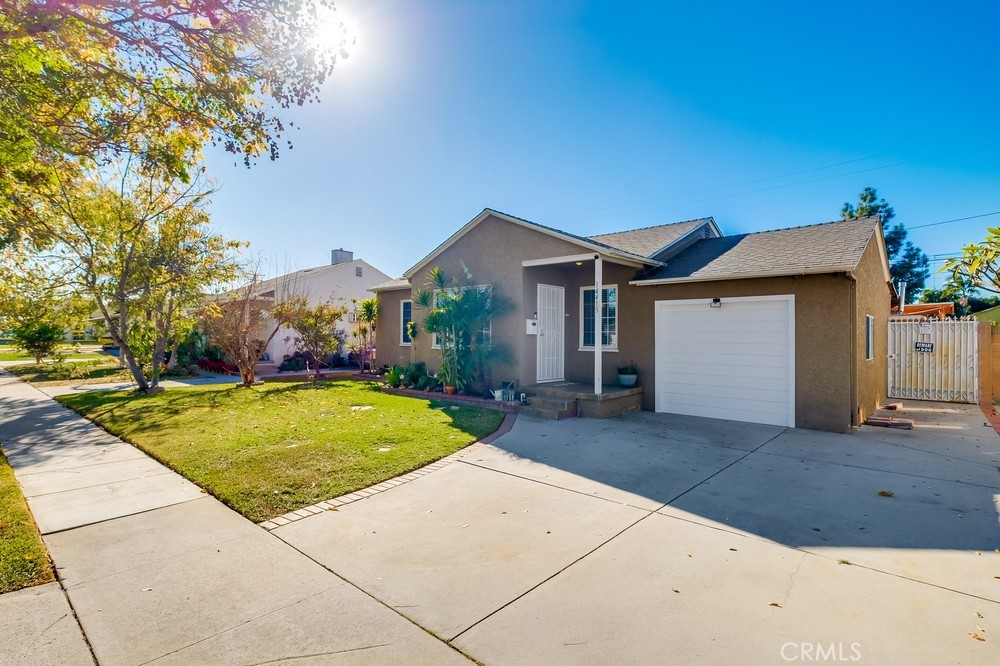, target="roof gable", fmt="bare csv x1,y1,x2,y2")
633,216,883,284
402,209,665,278
588,218,720,257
